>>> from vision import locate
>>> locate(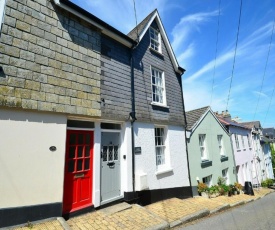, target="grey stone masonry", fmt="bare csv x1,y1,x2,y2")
0,0,101,117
